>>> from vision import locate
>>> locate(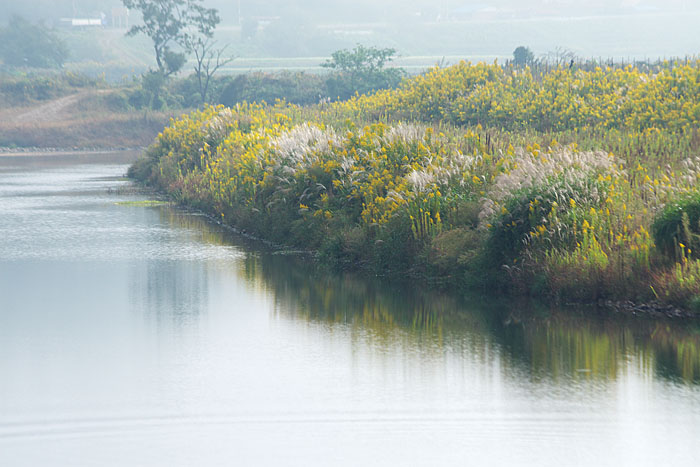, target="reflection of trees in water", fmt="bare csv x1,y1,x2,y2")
150,204,700,383
252,252,490,359
127,207,219,326
129,259,209,326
